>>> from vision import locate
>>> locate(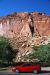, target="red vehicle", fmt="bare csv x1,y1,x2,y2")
12,63,41,74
